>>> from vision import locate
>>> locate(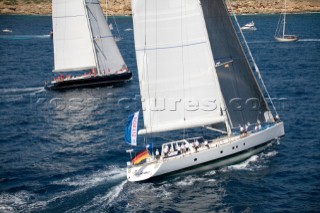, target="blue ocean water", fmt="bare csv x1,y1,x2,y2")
0,14,319,212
